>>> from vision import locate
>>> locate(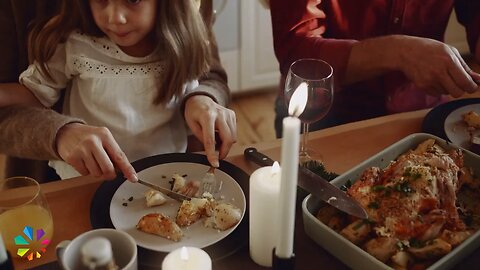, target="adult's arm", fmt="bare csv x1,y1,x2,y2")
270,0,479,96
0,105,84,160
184,0,230,107
0,0,86,161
